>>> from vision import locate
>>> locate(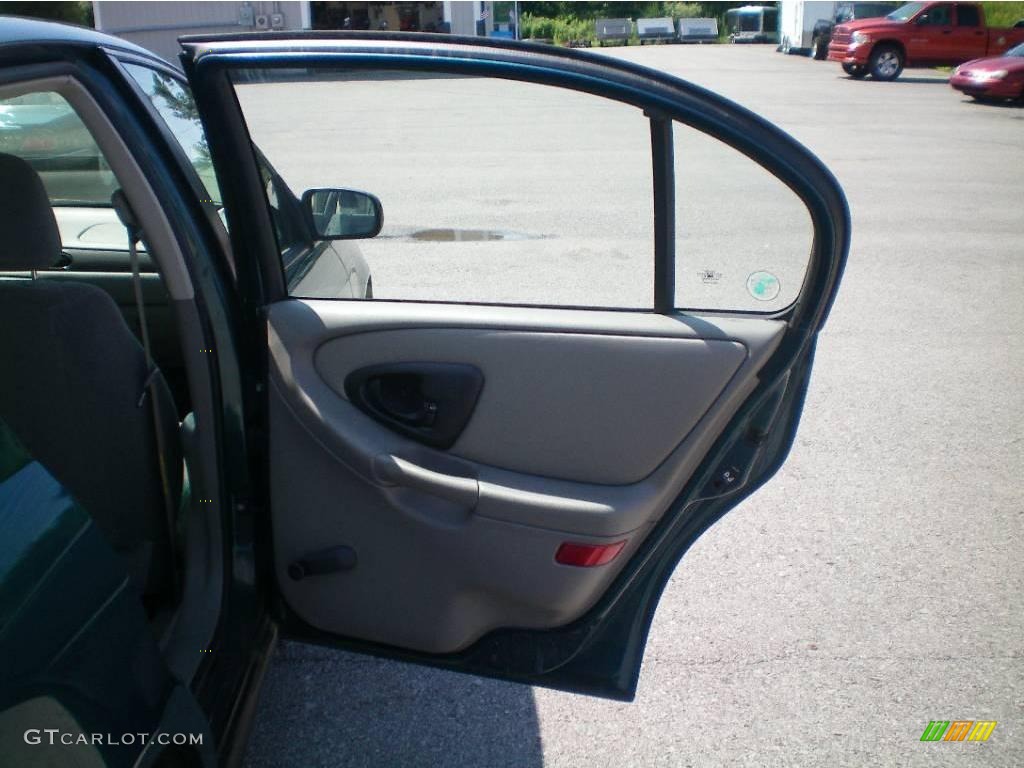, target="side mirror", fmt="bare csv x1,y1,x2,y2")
915,13,929,25
302,188,383,240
